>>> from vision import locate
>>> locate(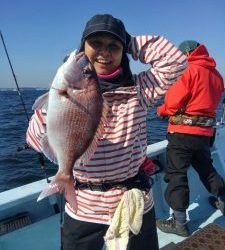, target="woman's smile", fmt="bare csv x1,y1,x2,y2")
95,58,112,65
